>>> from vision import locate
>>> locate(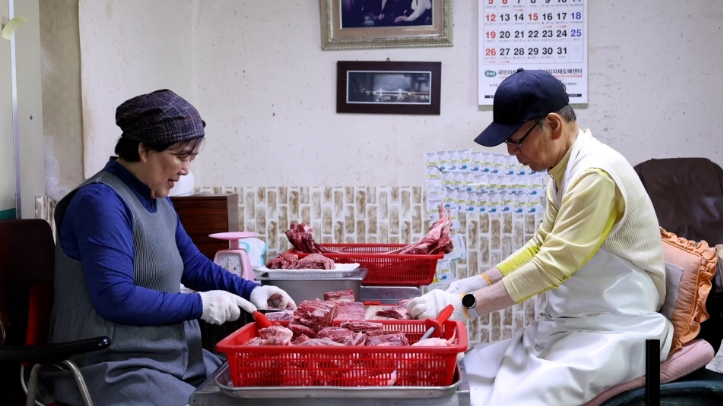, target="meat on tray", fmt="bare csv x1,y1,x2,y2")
265,252,299,269
294,300,339,330
334,302,366,322
296,338,345,347
265,252,336,270
285,203,453,255
324,289,355,302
